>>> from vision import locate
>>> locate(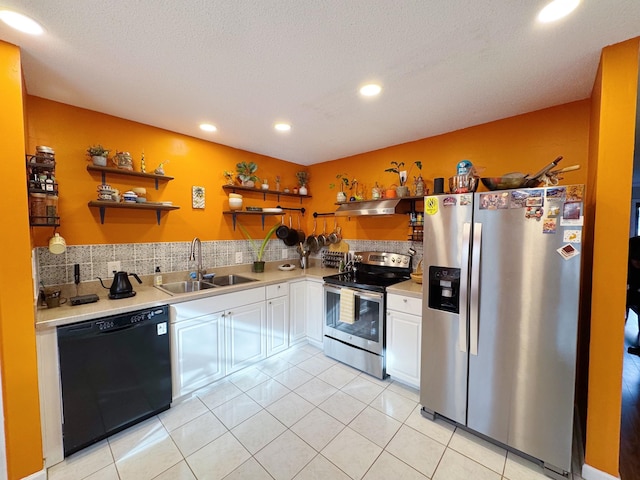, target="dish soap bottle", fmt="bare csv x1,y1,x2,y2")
154,266,163,286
